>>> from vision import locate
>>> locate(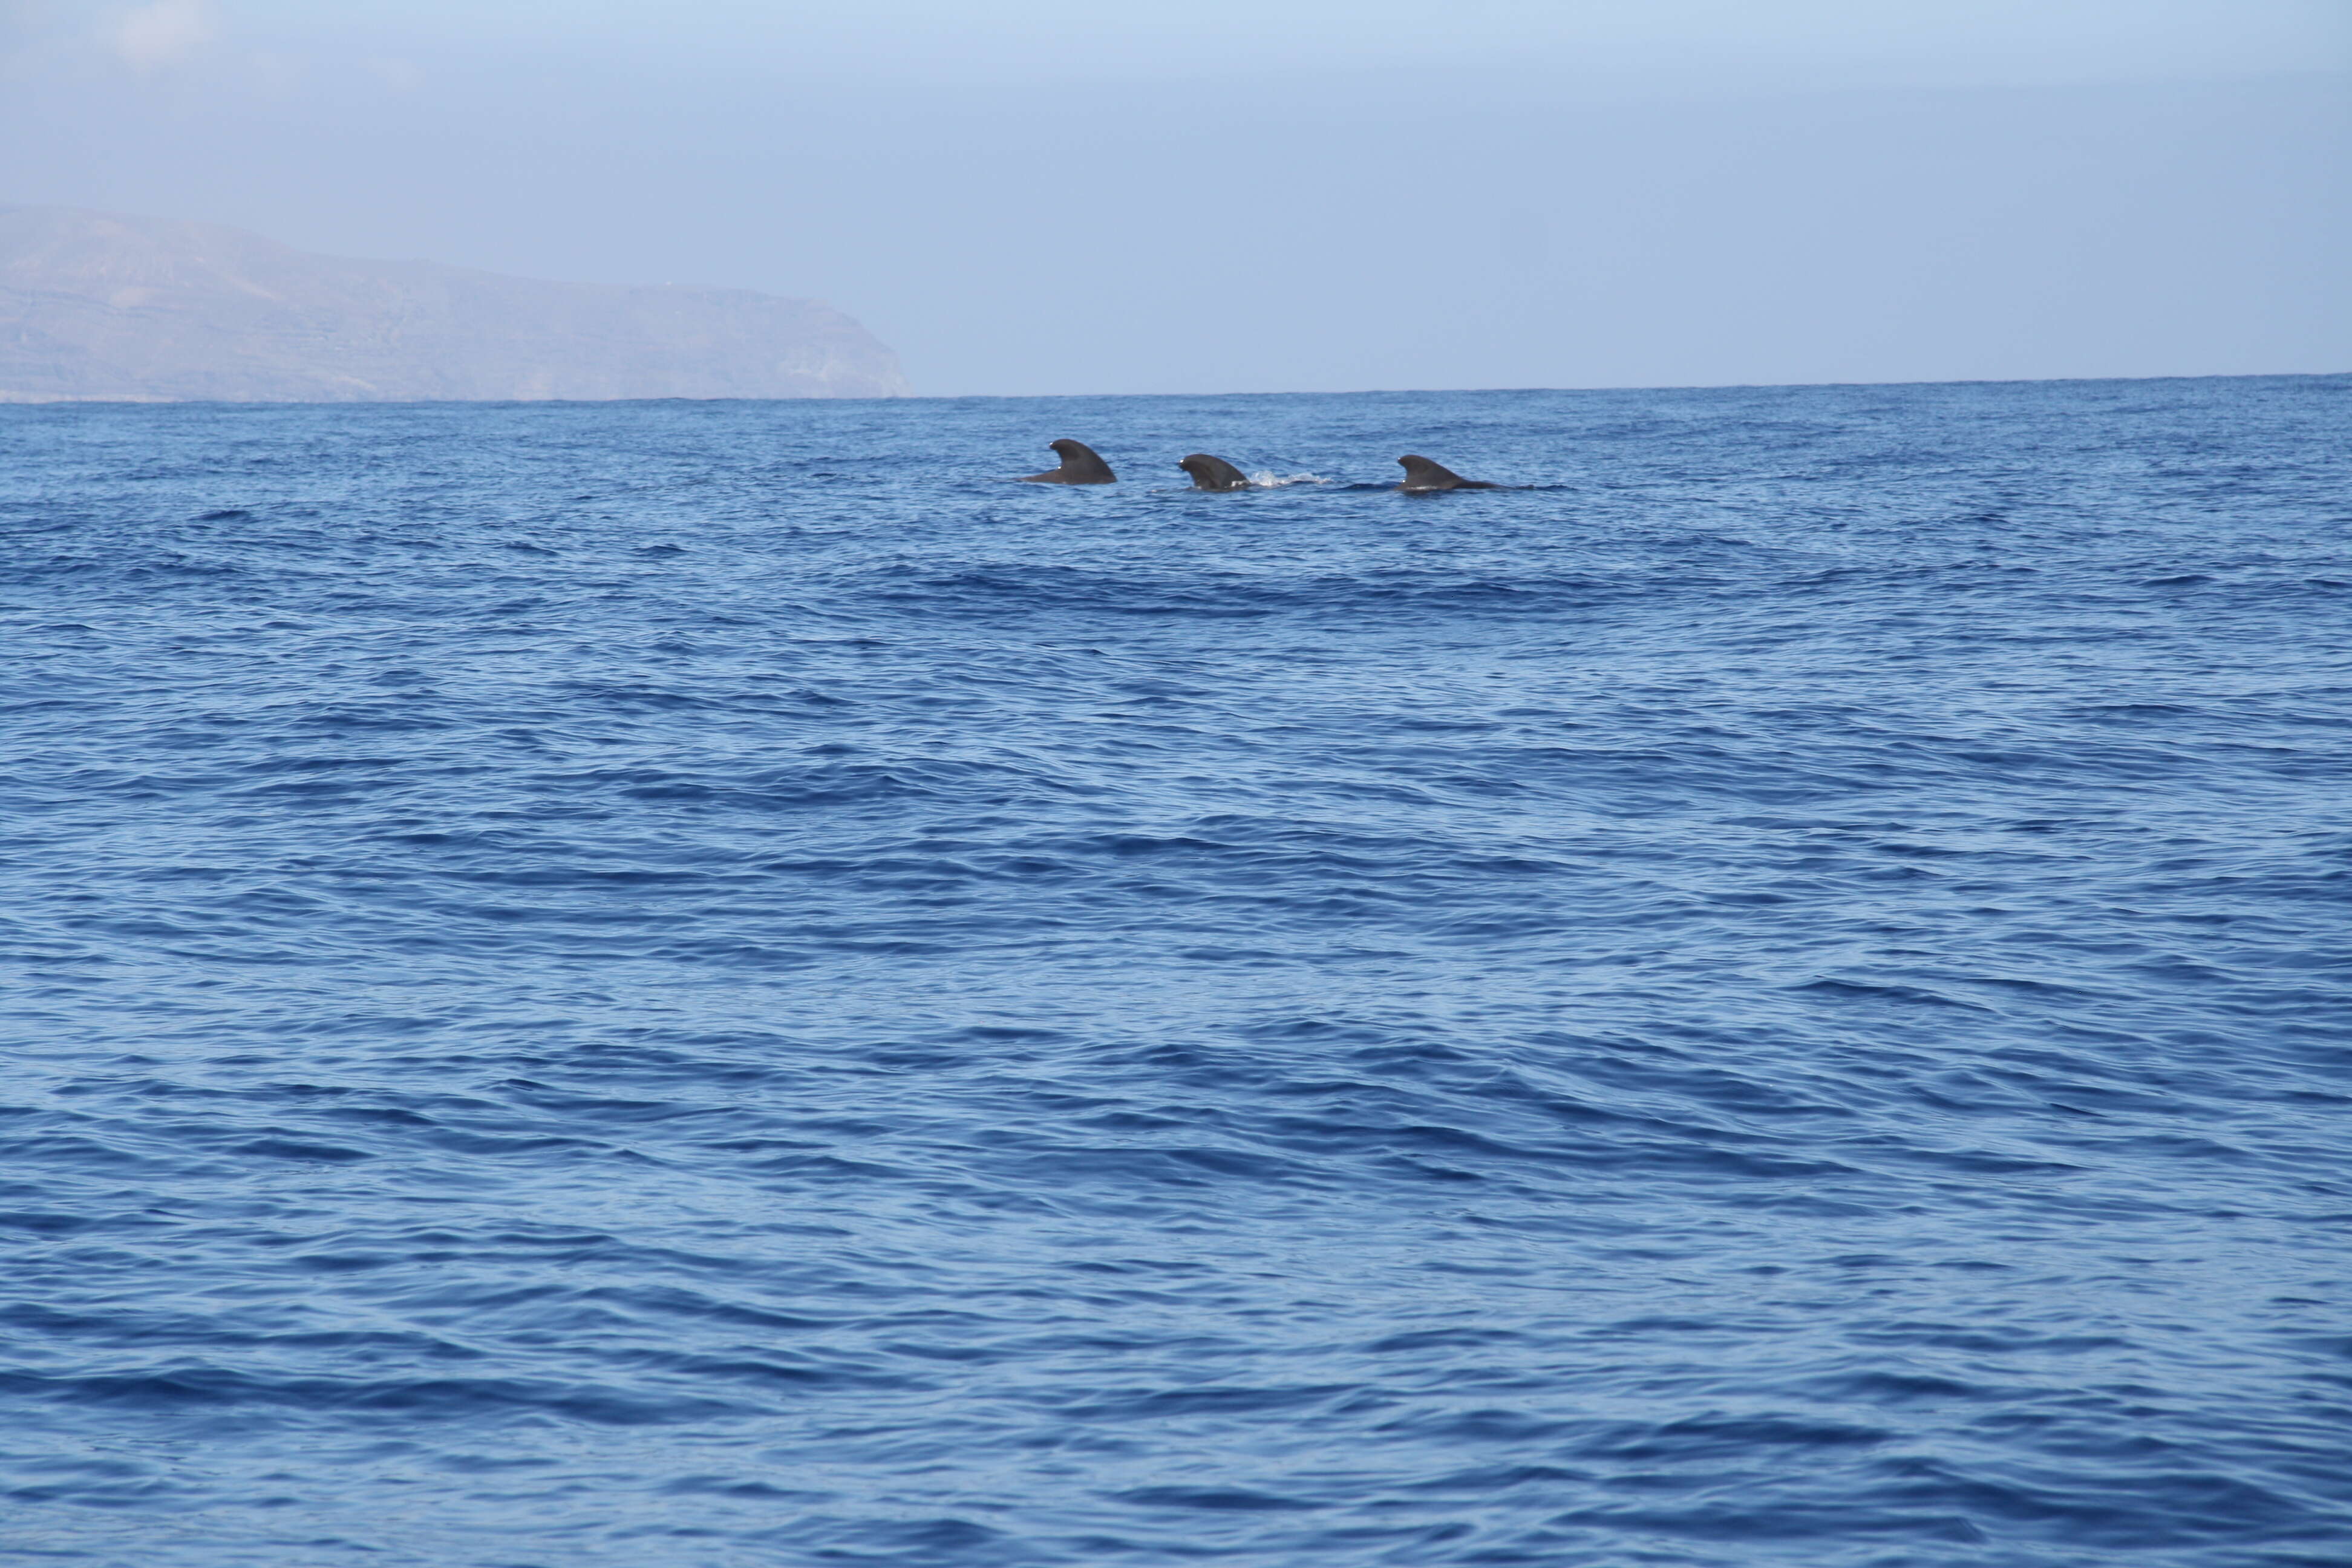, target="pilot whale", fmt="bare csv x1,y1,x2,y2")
1019,440,1117,485
1397,455,1498,491
1177,454,1252,491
